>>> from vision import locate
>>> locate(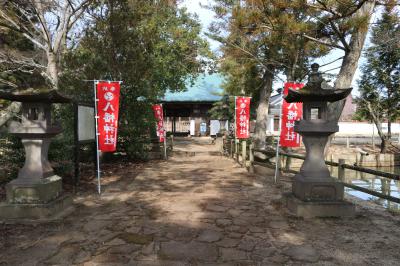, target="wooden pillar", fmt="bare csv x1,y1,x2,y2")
236,141,240,162
230,139,234,158
249,143,254,173
241,140,246,167
338,159,345,182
